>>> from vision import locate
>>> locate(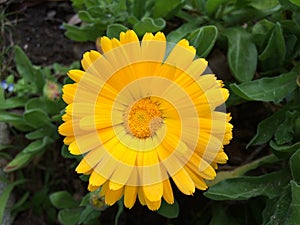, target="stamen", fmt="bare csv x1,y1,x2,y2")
124,98,163,138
